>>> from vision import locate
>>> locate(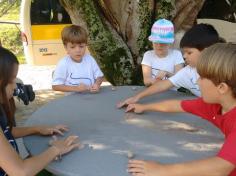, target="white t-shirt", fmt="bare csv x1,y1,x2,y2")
168,65,200,96
141,49,184,79
52,54,104,86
